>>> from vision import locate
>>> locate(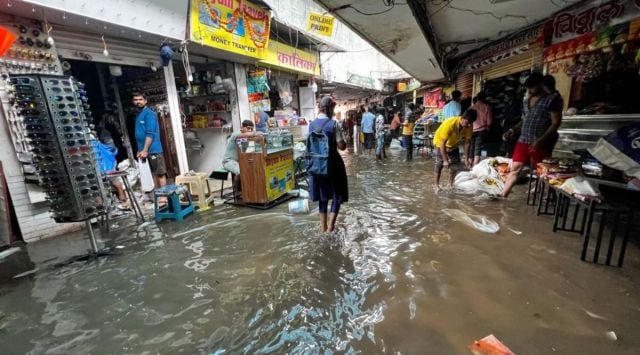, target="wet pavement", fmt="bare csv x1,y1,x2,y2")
1,149,640,354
